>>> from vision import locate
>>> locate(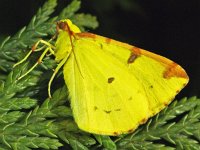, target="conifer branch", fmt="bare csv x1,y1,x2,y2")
116,97,200,150
0,0,57,73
